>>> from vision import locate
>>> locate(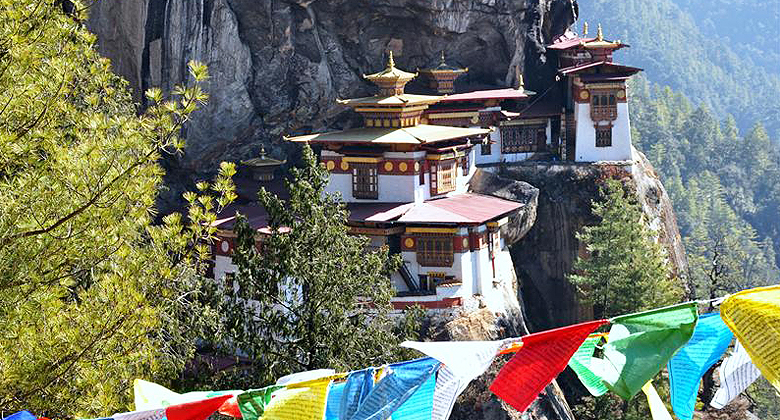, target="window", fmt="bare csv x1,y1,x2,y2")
591,91,618,122
501,125,547,153
352,163,378,199
224,272,235,294
461,152,469,176
436,161,456,194
417,236,454,267
596,126,612,147
481,142,492,155
418,161,425,185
